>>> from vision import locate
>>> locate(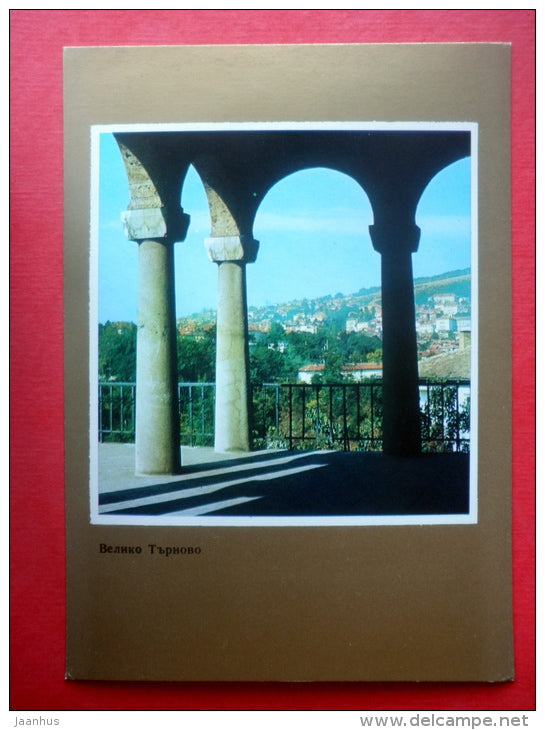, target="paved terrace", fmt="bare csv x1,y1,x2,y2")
98,444,470,518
